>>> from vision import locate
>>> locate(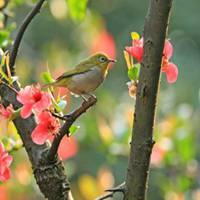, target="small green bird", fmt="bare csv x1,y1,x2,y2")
45,53,116,98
